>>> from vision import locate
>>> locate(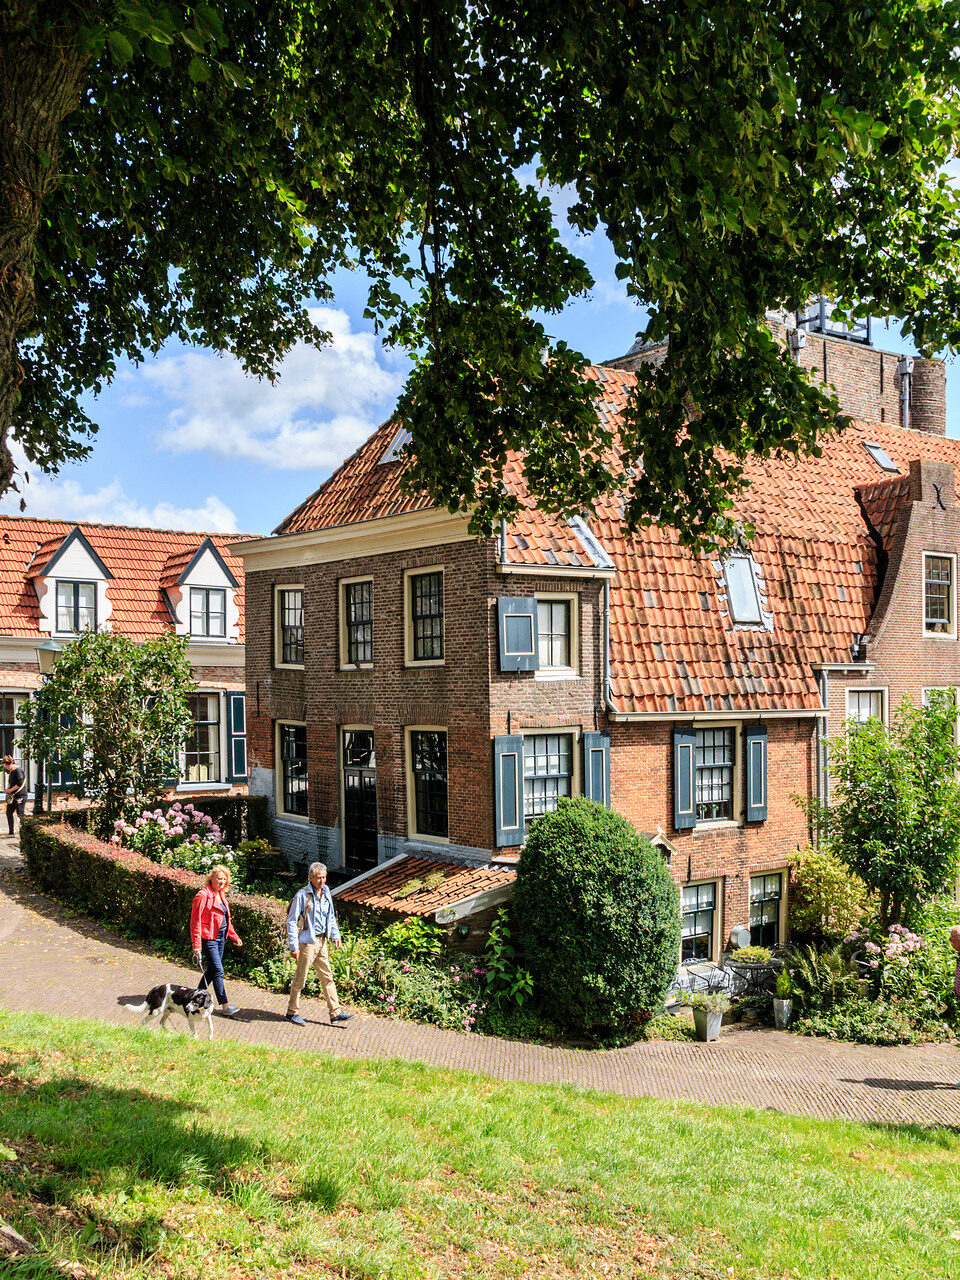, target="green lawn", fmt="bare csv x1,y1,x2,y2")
0,1010,957,1279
